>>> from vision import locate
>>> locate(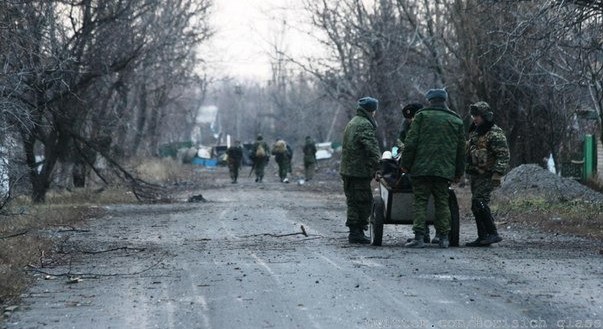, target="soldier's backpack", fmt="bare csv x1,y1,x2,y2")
255,144,266,158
